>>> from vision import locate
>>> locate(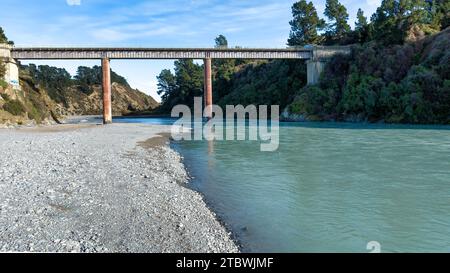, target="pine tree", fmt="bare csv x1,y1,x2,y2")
215,35,228,48
287,0,325,46
371,0,435,44
157,69,176,106
324,0,351,43
0,27,14,45
355,8,369,43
